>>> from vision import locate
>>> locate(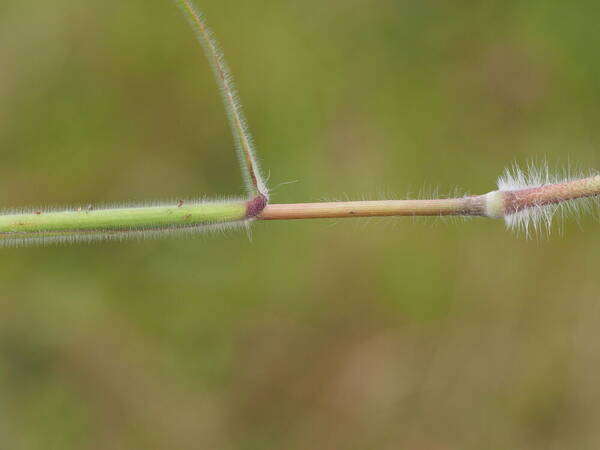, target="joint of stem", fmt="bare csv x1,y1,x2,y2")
484,190,506,219
245,194,268,219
